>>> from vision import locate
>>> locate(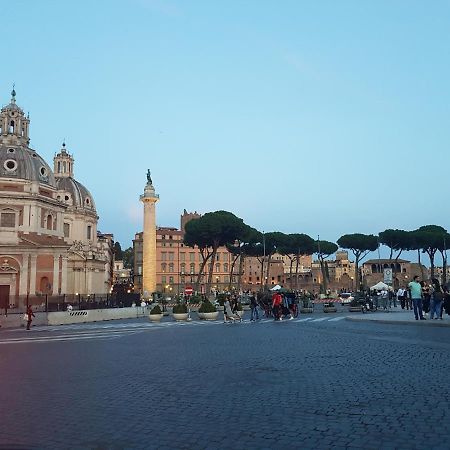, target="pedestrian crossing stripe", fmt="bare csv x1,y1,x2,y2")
2,315,350,344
